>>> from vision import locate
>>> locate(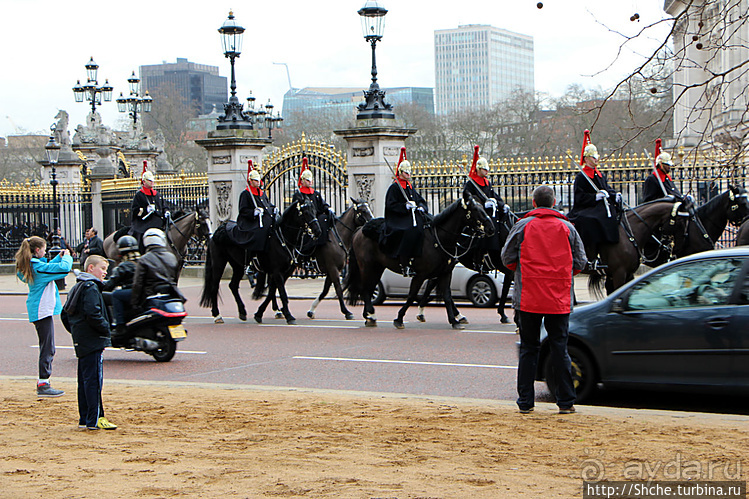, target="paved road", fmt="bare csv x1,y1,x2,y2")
1,276,538,402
